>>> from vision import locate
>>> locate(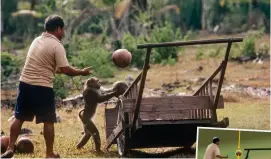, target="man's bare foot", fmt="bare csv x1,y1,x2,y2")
46,153,60,158
1,150,14,158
